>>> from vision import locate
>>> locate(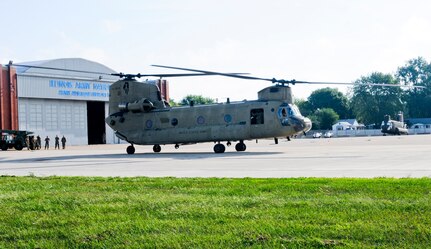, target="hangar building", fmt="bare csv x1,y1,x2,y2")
0,58,169,146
